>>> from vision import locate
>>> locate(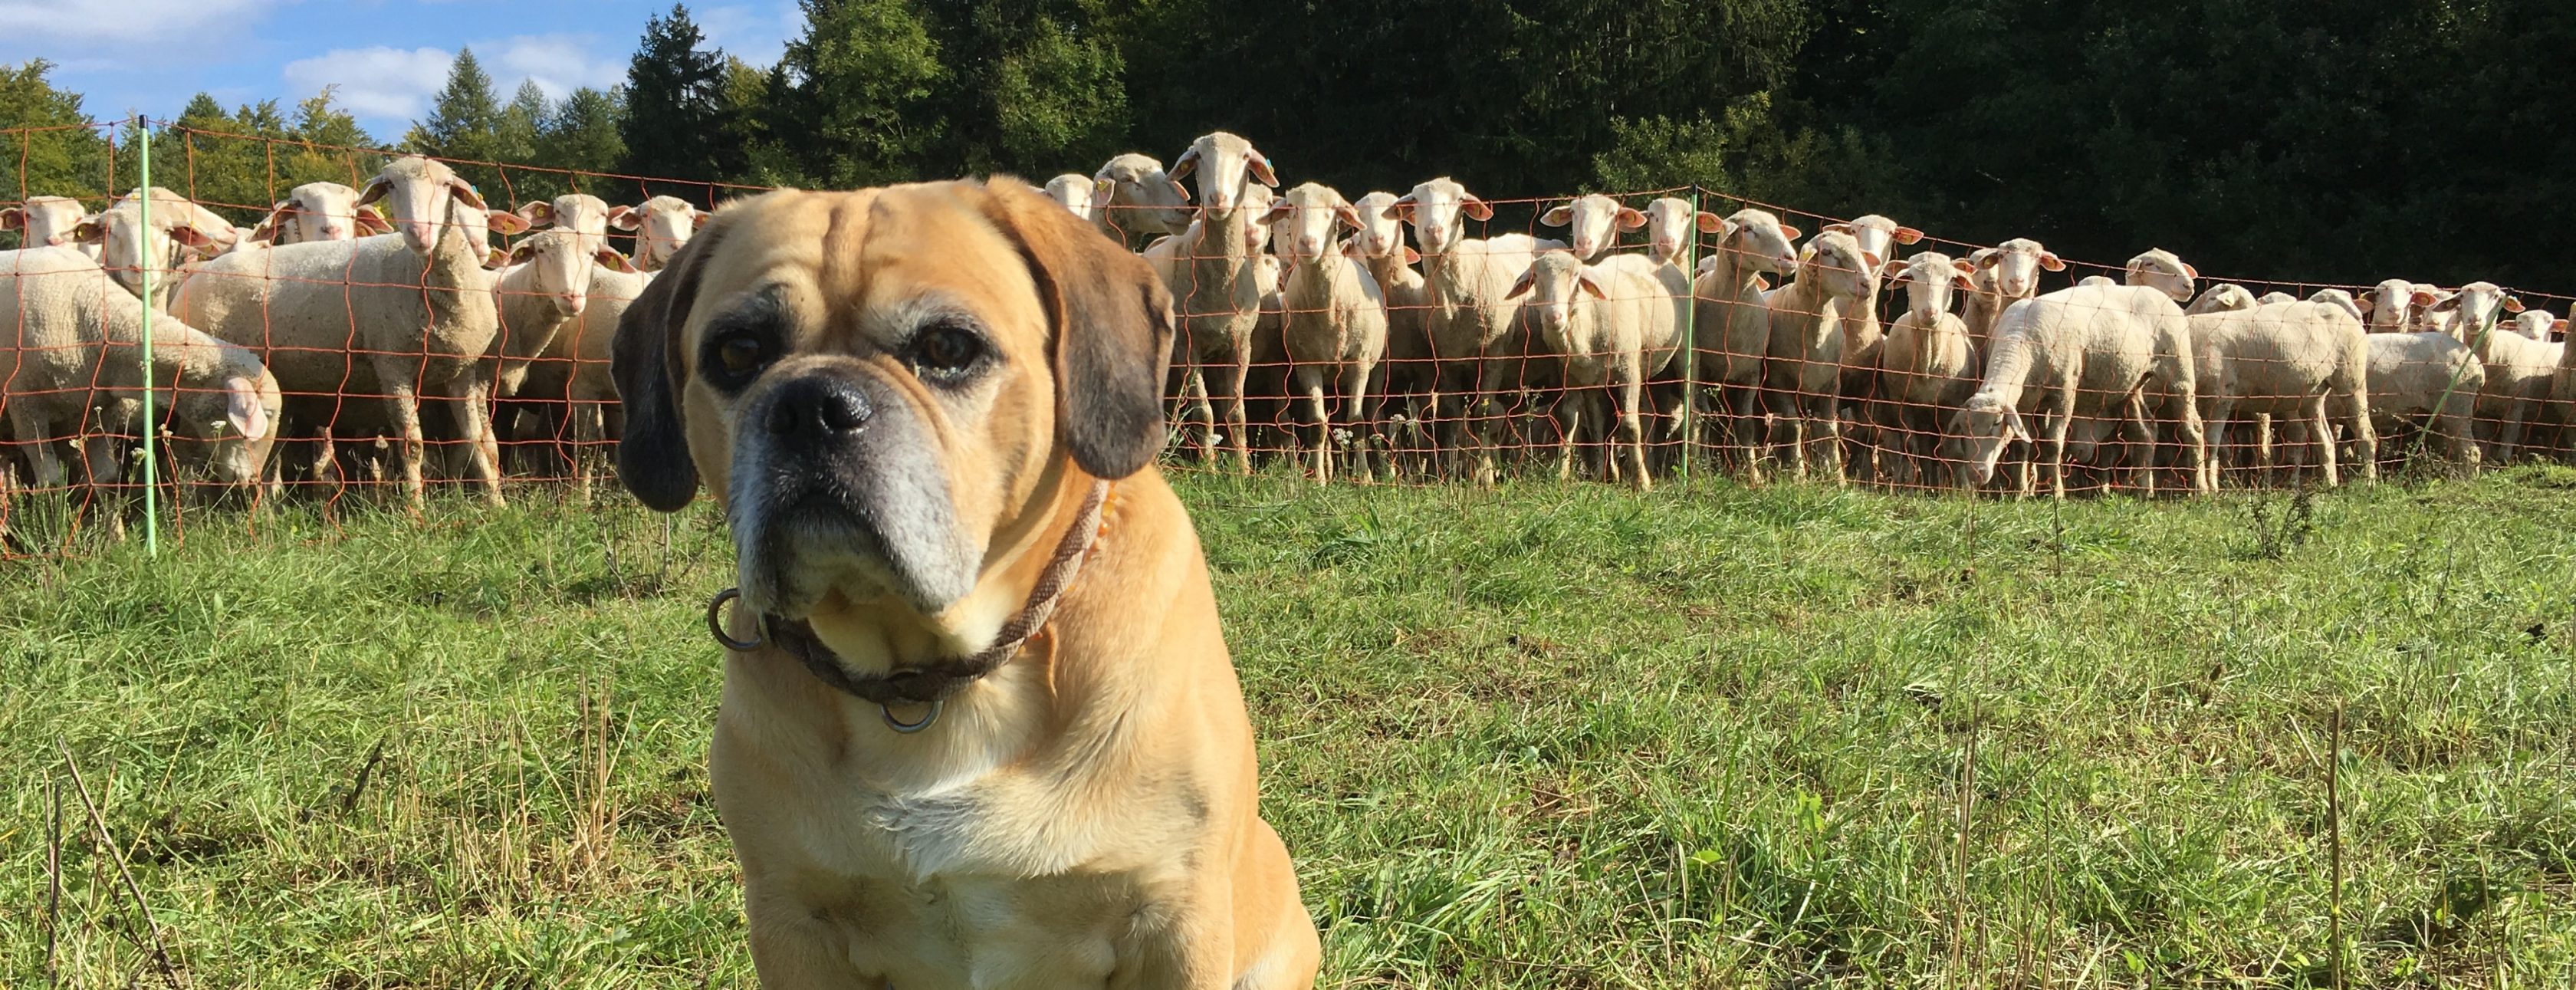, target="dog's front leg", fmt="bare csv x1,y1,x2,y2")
1113,884,1237,990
